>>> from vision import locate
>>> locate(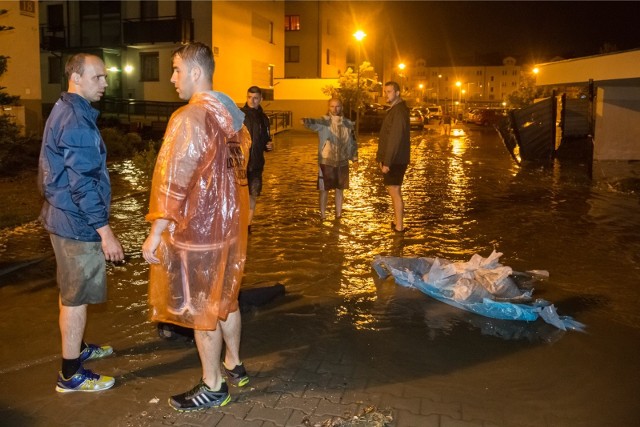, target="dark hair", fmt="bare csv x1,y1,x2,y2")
247,86,262,96
385,81,400,92
65,53,97,80
172,42,215,81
